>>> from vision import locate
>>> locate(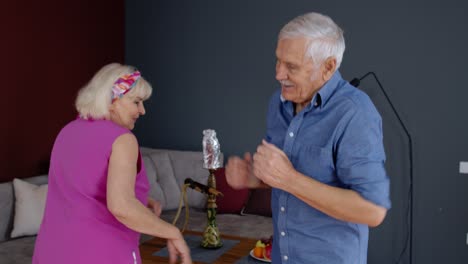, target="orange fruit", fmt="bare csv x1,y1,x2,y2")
253,246,264,258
